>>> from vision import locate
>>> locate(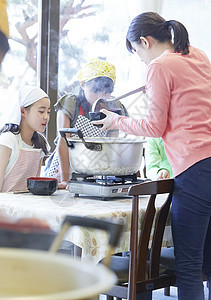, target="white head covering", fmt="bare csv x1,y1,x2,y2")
6,85,49,125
